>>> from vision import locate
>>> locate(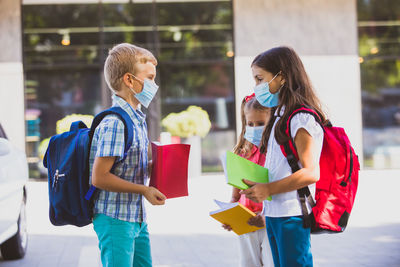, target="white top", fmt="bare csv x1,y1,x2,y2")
263,107,324,217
